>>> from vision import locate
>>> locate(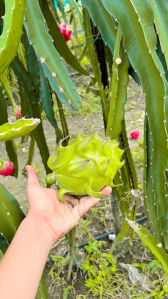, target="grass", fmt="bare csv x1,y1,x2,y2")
48,232,168,298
